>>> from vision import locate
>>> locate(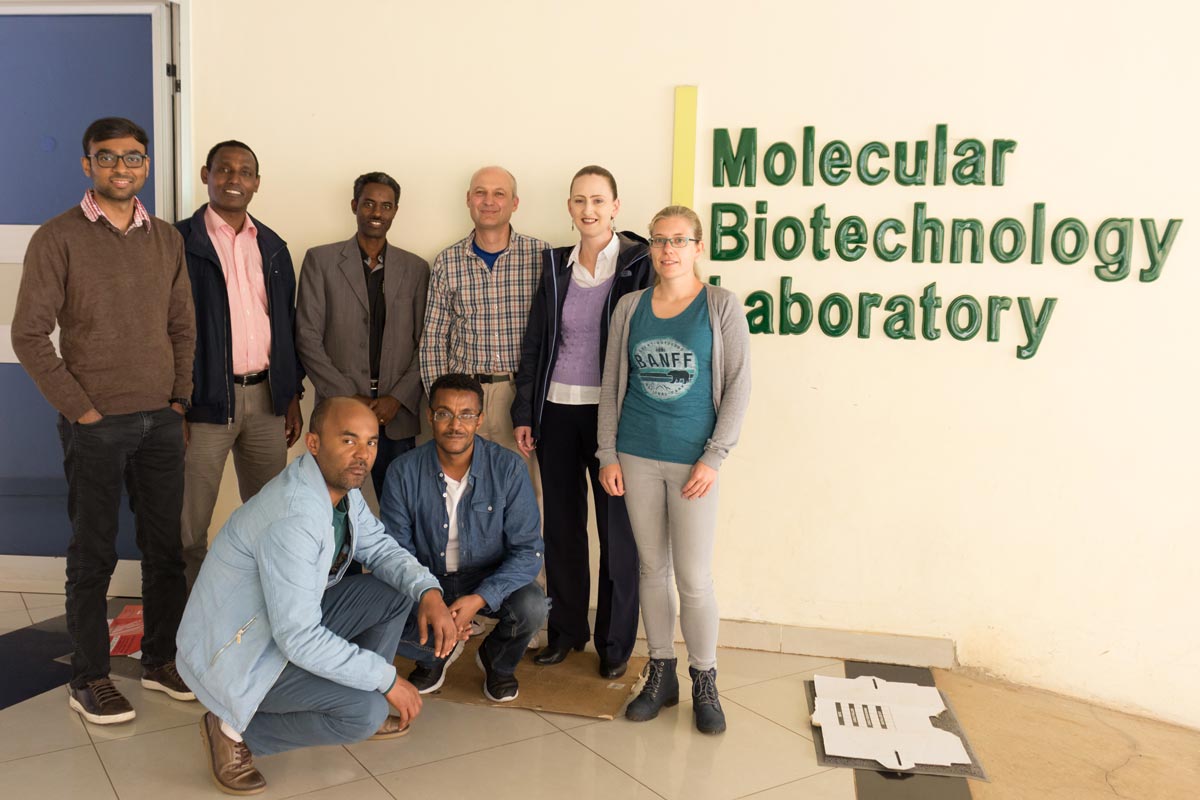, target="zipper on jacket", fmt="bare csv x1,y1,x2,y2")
534,250,562,432
209,615,258,667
